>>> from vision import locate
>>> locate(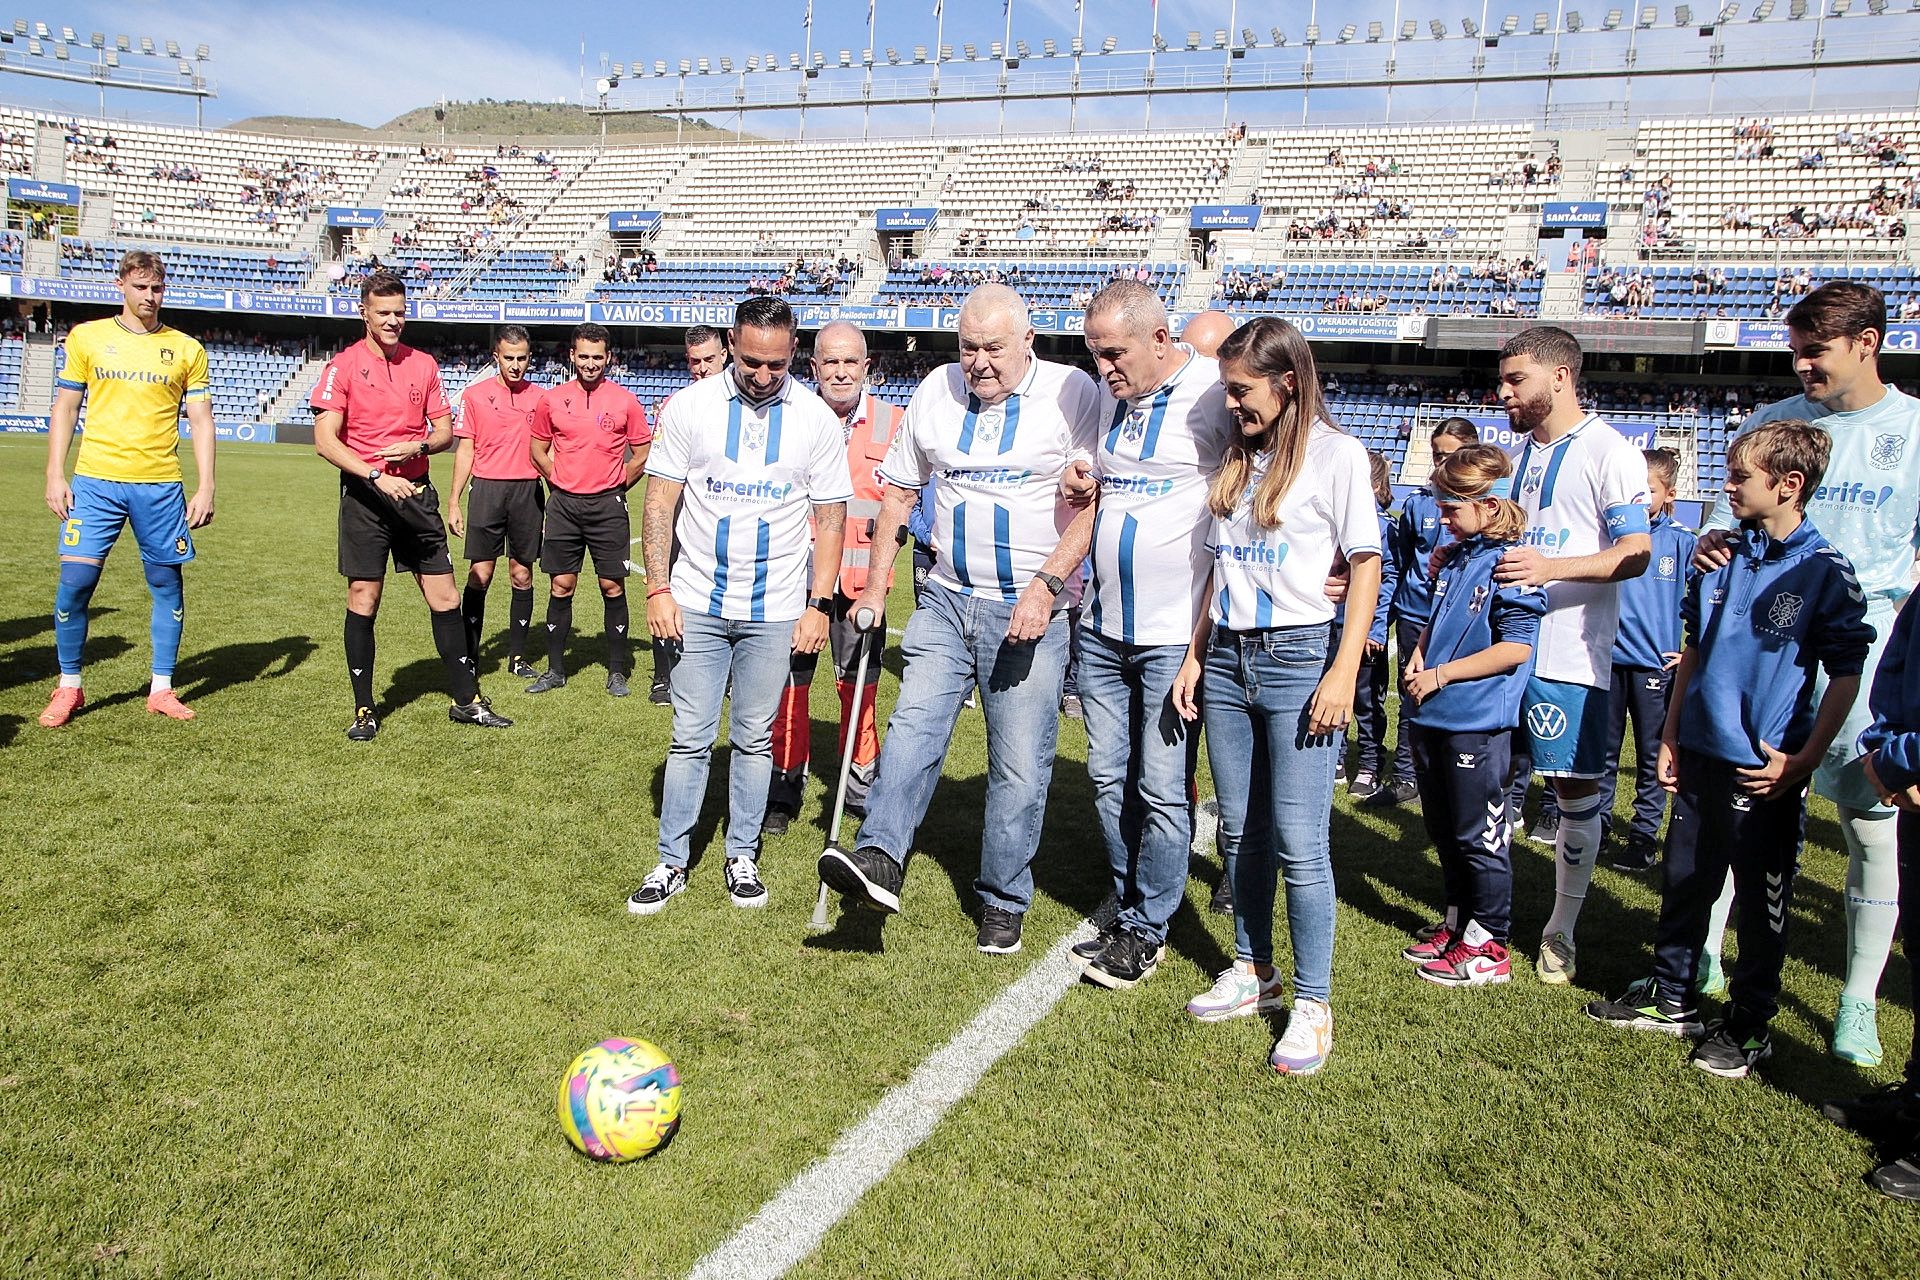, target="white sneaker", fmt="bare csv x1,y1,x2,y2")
627,863,687,915
1185,961,1286,1022
1270,998,1333,1075
724,858,769,908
